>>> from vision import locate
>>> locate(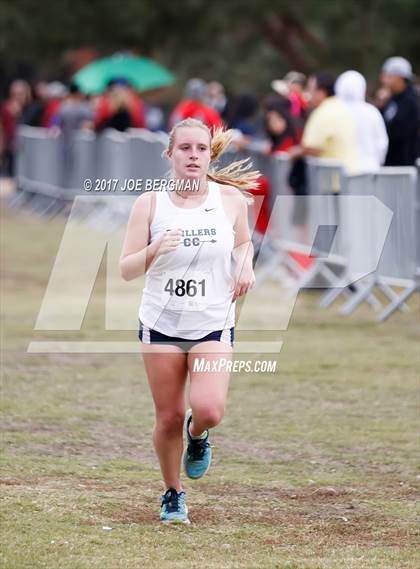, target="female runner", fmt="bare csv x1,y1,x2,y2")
120,118,259,523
